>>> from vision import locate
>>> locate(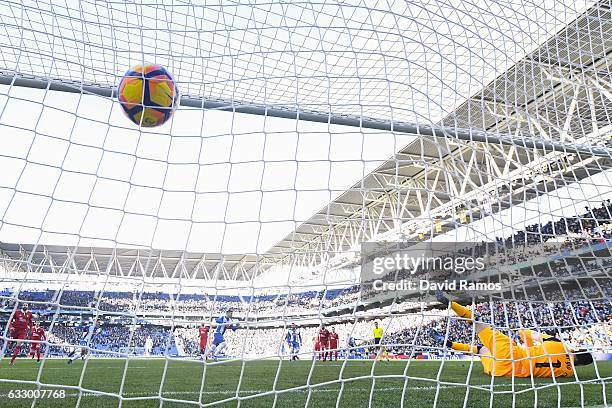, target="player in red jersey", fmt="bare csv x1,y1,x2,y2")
198,325,210,360
9,303,33,365
318,325,330,361
313,334,322,360
329,327,339,361
29,322,45,362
